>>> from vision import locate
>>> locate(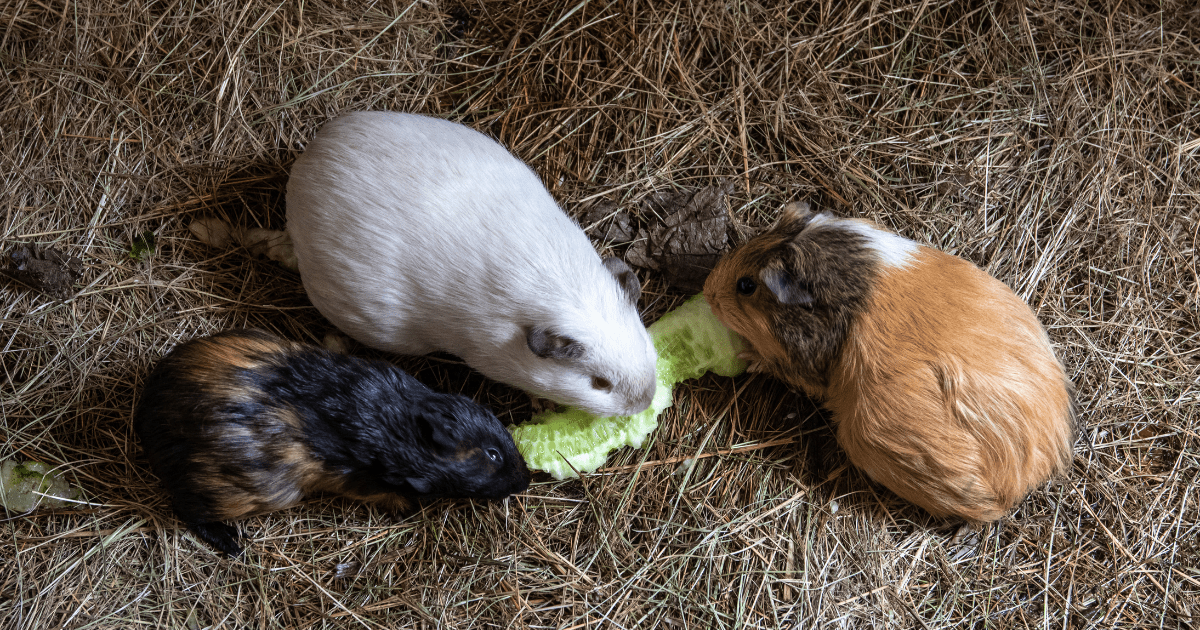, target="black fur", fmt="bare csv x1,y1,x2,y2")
133,329,530,556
